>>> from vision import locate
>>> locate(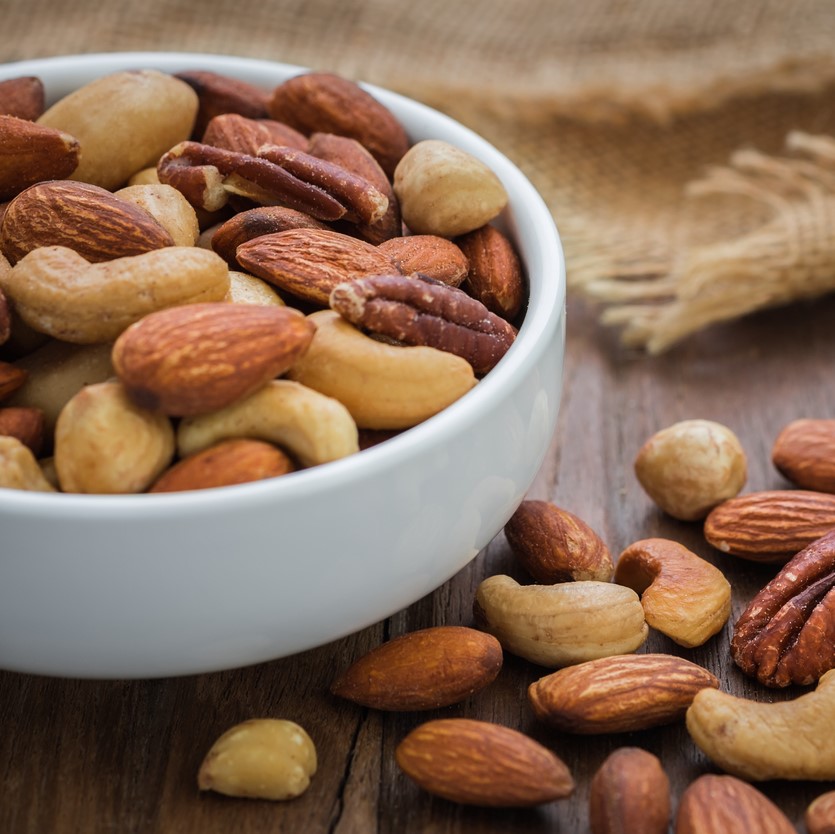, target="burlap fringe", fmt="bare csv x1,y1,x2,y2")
568,132,835,353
